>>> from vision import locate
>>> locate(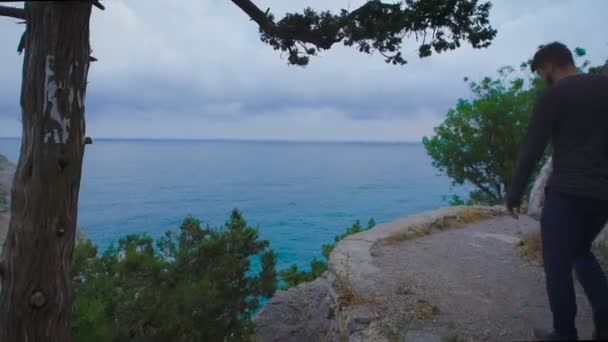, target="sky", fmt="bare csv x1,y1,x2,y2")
0,0,607,142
